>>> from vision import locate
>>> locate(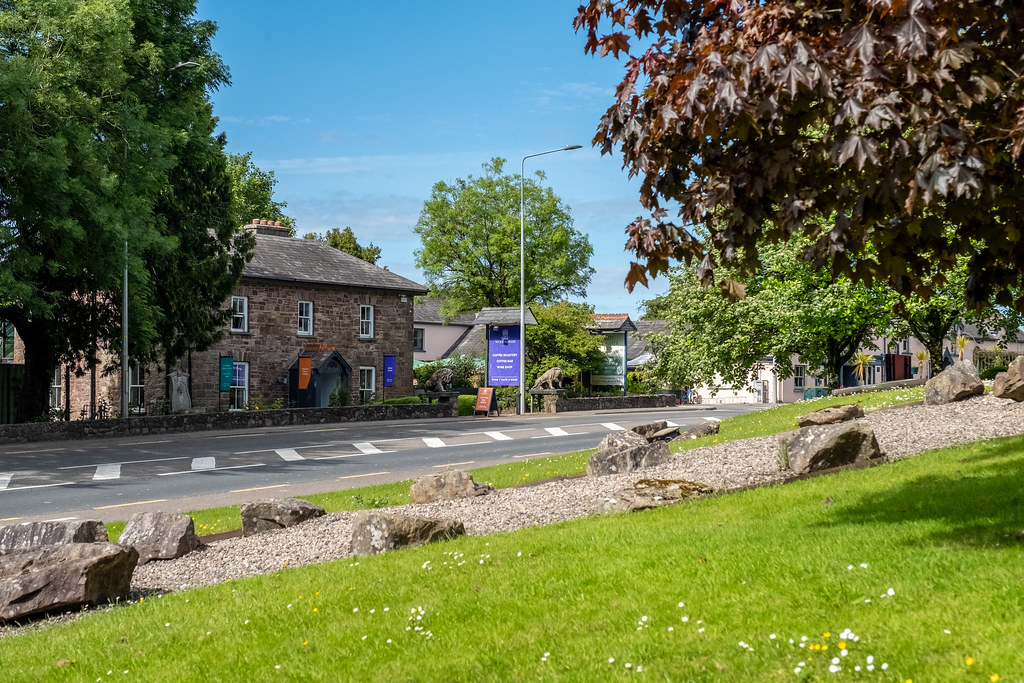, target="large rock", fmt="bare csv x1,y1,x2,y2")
118,511,200,564
993,355,1024,402
798,403,865,427
0,542,138,623
630,421,668,440
587,430,672,476
409,470,493,504
0,520,107,556
778,421,882,474
240,498,325,537
925,361,984,405
672,421,720,441
350,512,465,555
599,478,713,514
